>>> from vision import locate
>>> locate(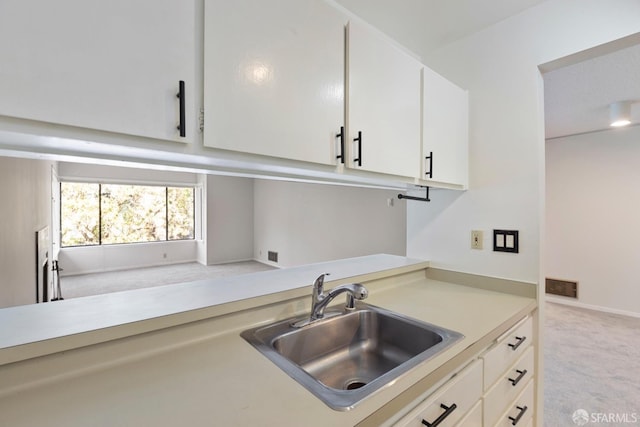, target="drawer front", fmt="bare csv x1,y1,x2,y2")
484,346,535,426
395,359,483,427
483,316,533,390
493,379,534,427
455,400,482,427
